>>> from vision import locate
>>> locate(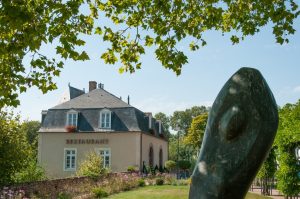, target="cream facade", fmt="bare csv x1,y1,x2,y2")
38,132,168,178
